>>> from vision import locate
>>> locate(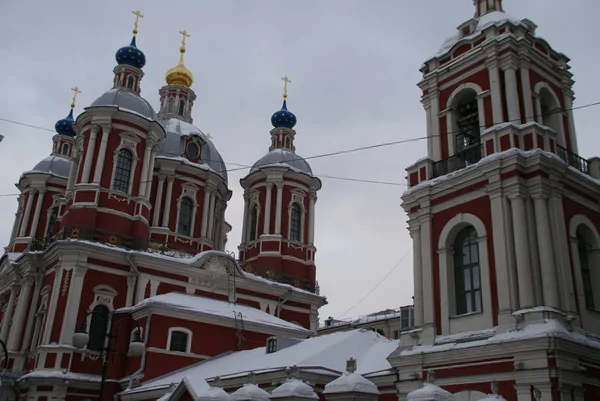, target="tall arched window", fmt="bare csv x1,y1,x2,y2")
453,90,480,155
87,305,109,351
284,136,291,149
178,99,185,116
177,197,193,236
112,148,133,193
126,76,135,90
46,207,58,238
61,143,70,155
249,205,258,241
454,226,482,315
290,203,302,242
539,87,563,138
577,230,595,310
167,98,175,114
